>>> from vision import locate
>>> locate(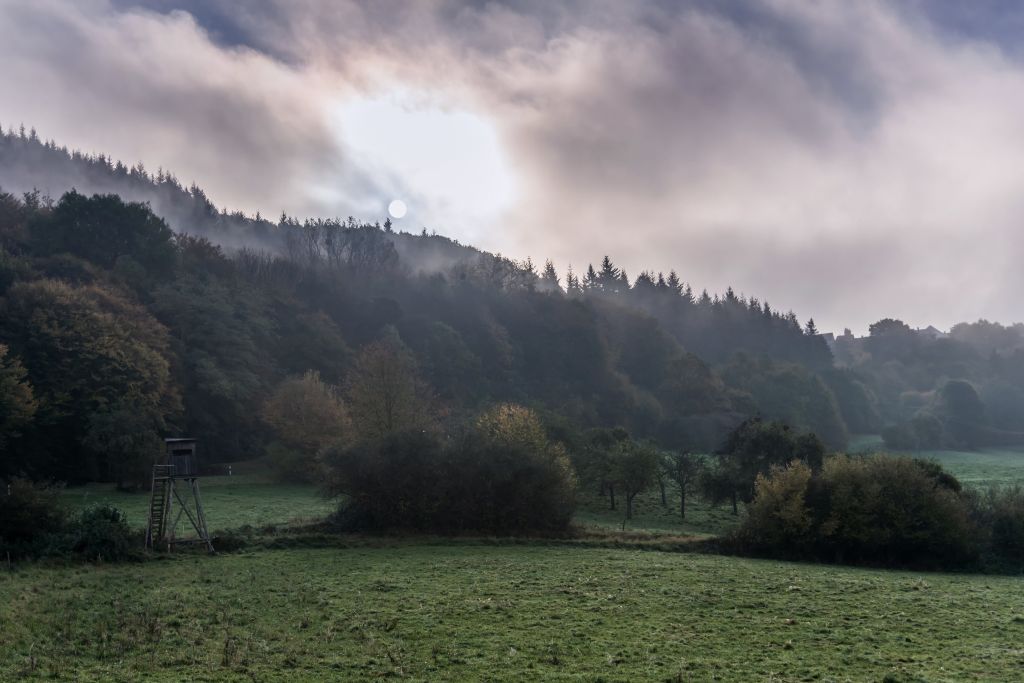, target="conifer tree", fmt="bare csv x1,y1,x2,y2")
597,255,620,292
539,260,561,293
666,270,682,295
565,265,582,295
